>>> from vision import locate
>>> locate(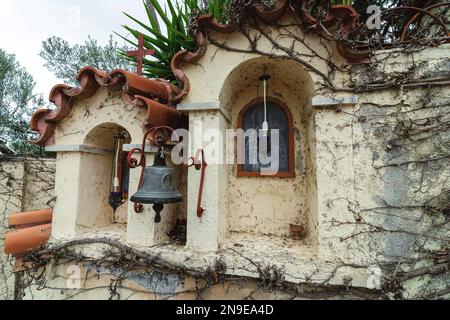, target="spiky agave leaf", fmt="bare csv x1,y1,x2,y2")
120,0,232,82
